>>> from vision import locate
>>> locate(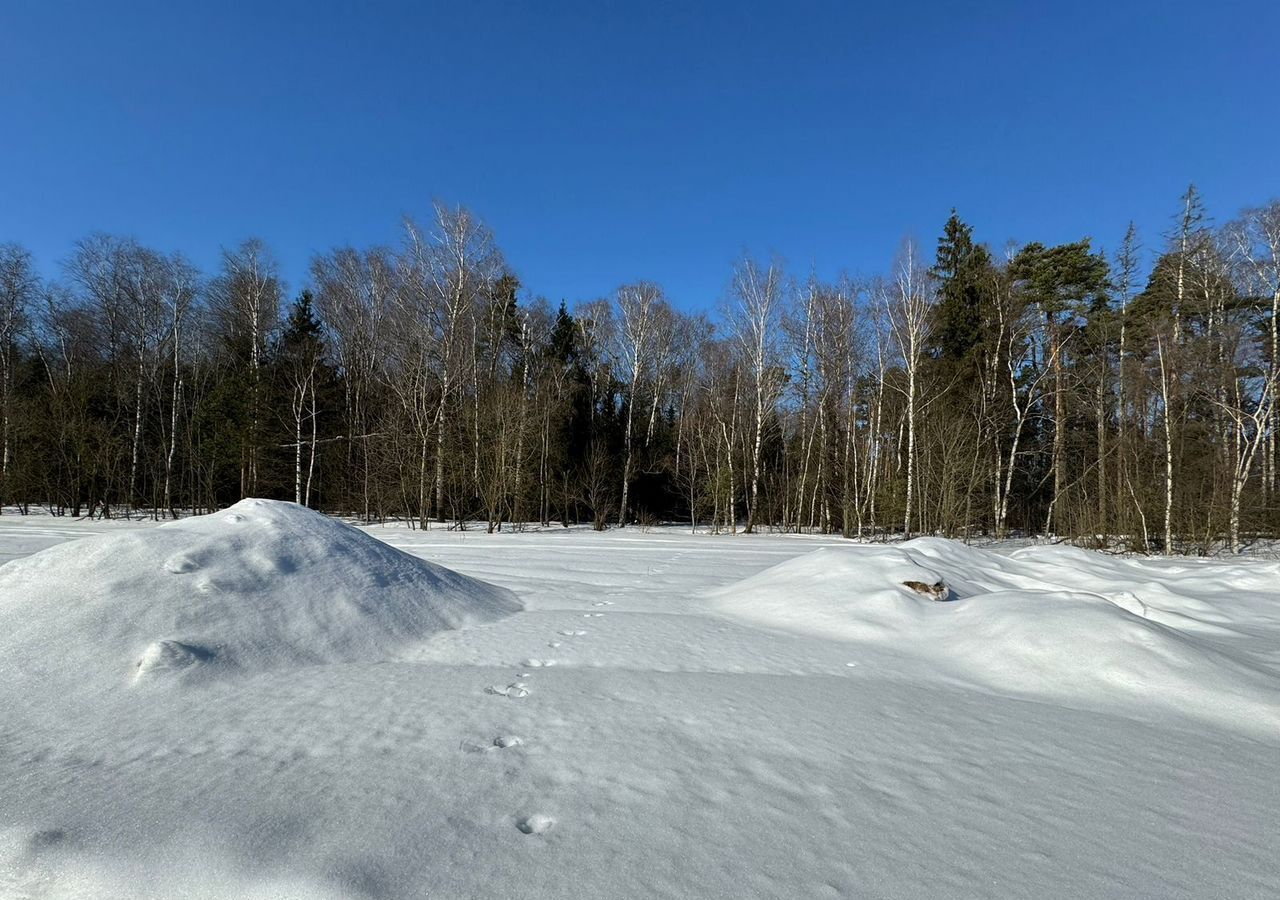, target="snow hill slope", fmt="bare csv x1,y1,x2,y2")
0,499,520,690
710,537,1280,735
